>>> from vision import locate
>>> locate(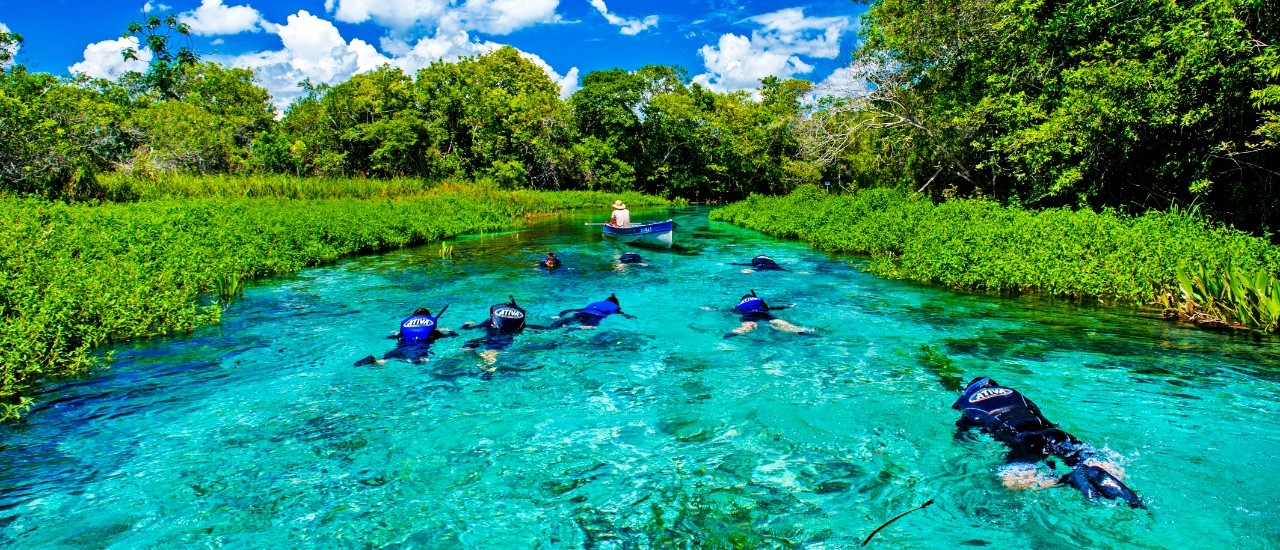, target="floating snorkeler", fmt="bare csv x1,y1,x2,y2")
354,306,457,366
952,376,1145,508
460,296,548,370
736,254,785,273
548,293,635,330
540,252,561,270
724,289,812,337
614,251,645,270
